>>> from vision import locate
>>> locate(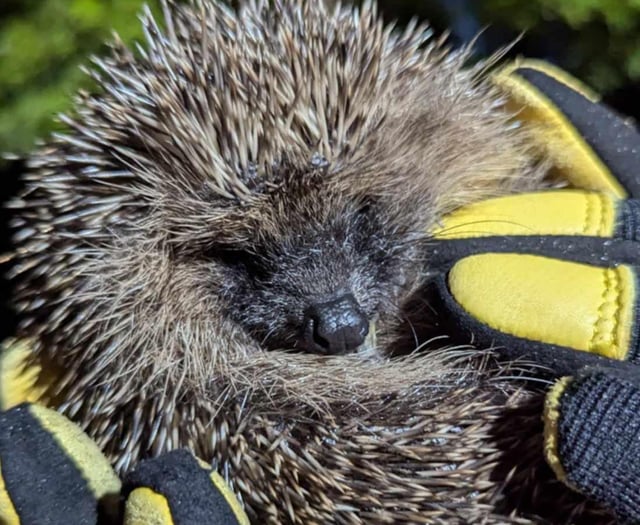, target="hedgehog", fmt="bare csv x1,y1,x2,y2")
6,0,617,523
